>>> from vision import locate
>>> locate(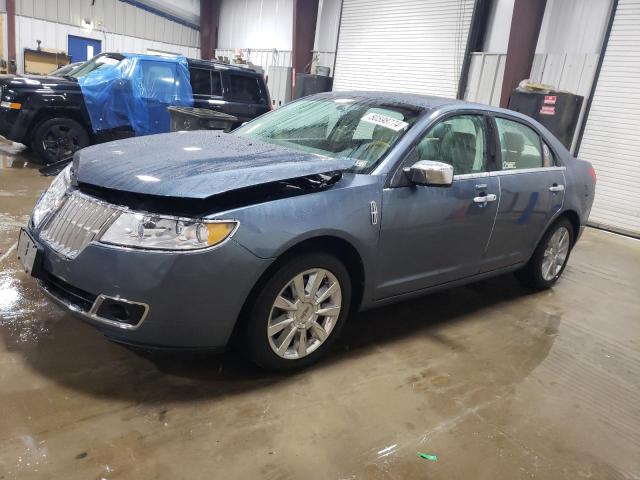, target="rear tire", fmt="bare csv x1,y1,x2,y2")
515,217,574,290
244,253,351,371
31,117,90,164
